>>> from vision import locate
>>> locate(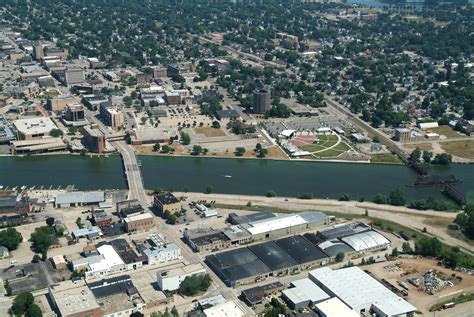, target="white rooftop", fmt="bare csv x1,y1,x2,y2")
340,230,390,252
283,278,330,305
314,297,359,317
50,283,100,315
309,267,416,316
97,244,124,267
245,212,326,235
203,301,246,317
13,117,57,136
